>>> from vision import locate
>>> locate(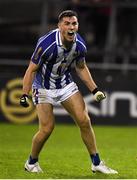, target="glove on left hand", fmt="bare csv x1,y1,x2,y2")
92,88,106,102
